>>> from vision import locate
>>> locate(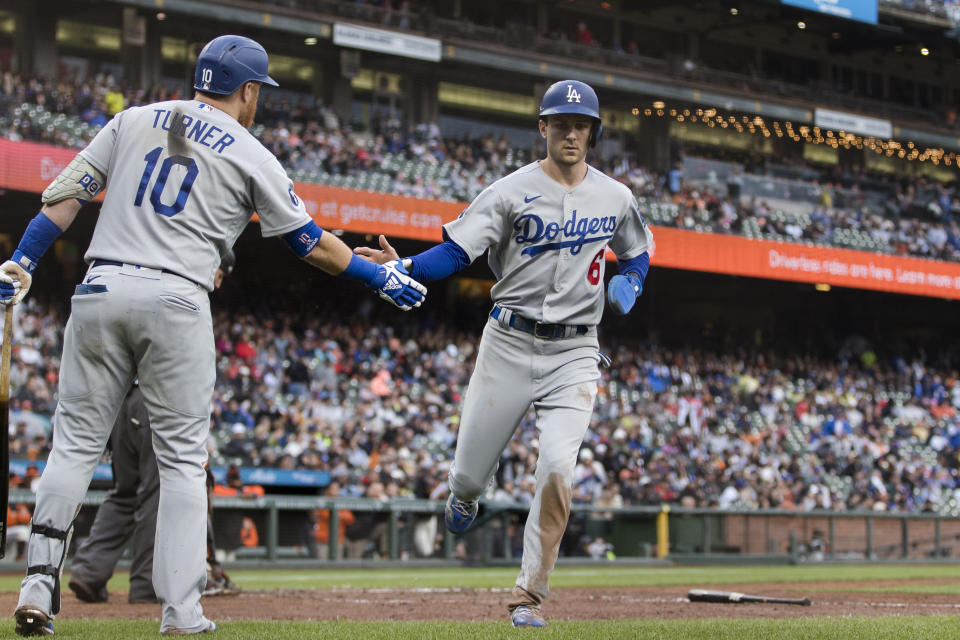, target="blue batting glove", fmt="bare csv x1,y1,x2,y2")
370,259,427,311
607,274,642,315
